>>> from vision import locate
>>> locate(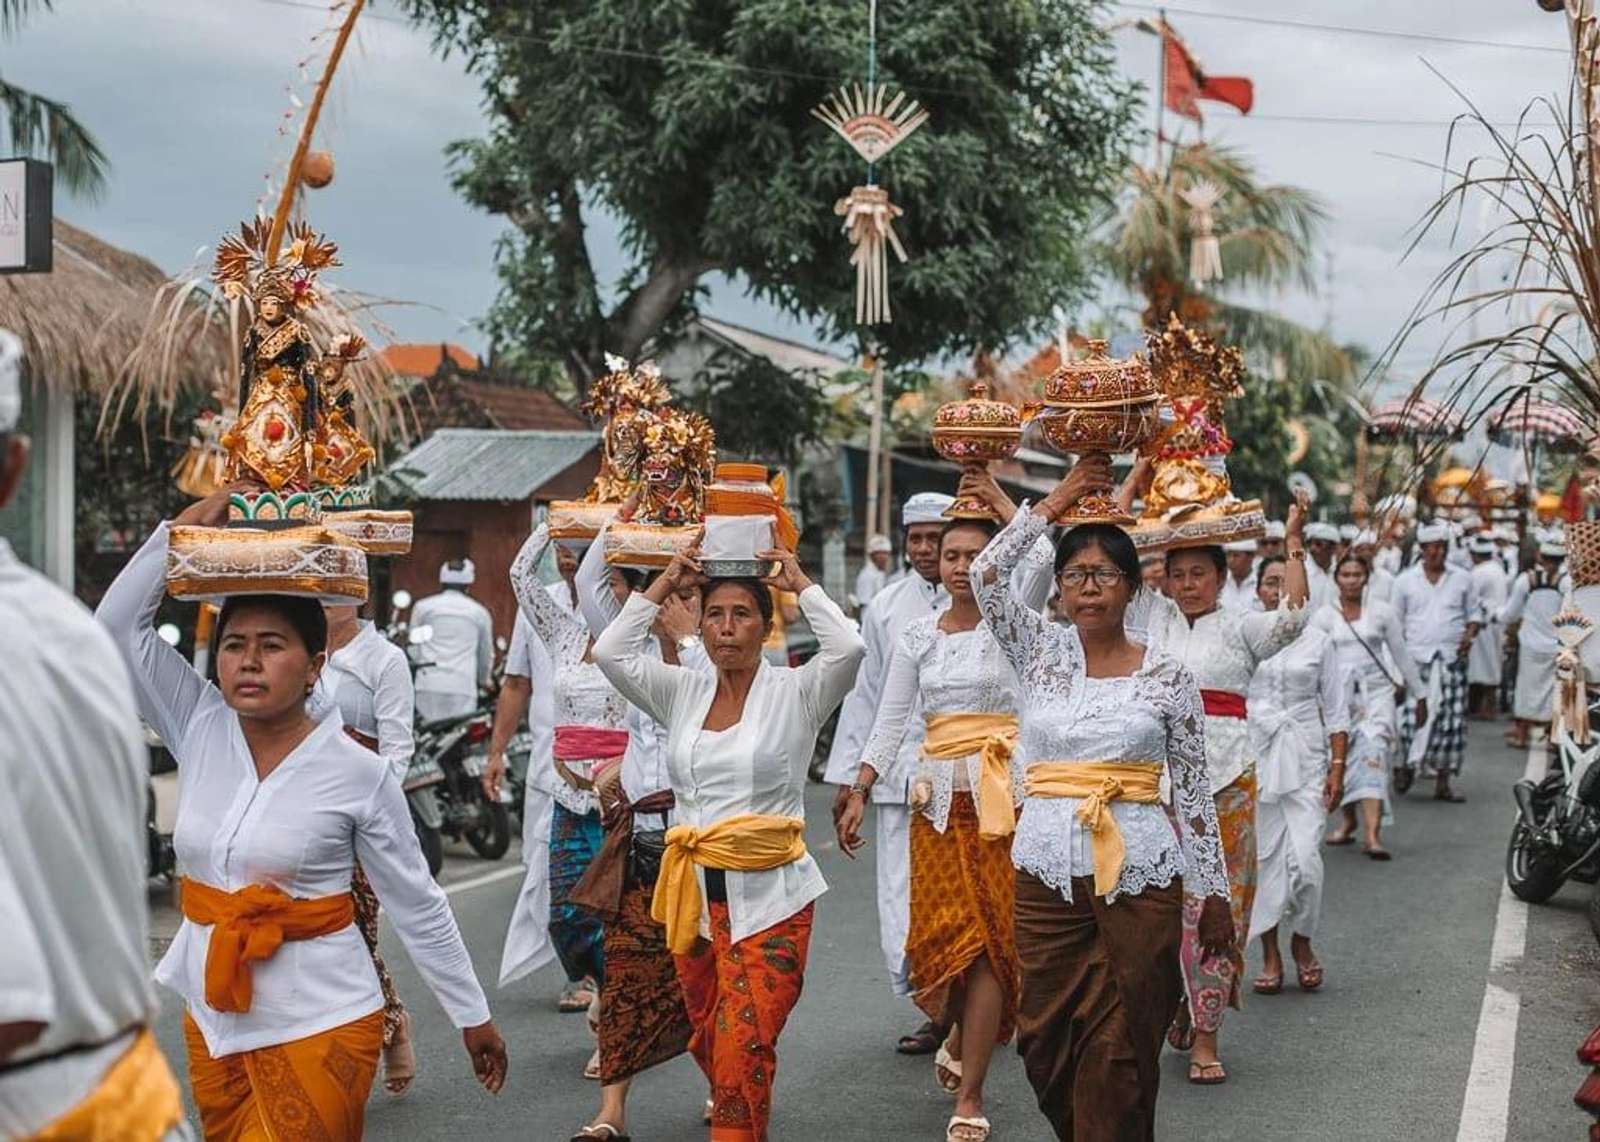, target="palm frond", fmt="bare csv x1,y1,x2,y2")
0,0,47,36
1207,300,1356,388
0,75,108,198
